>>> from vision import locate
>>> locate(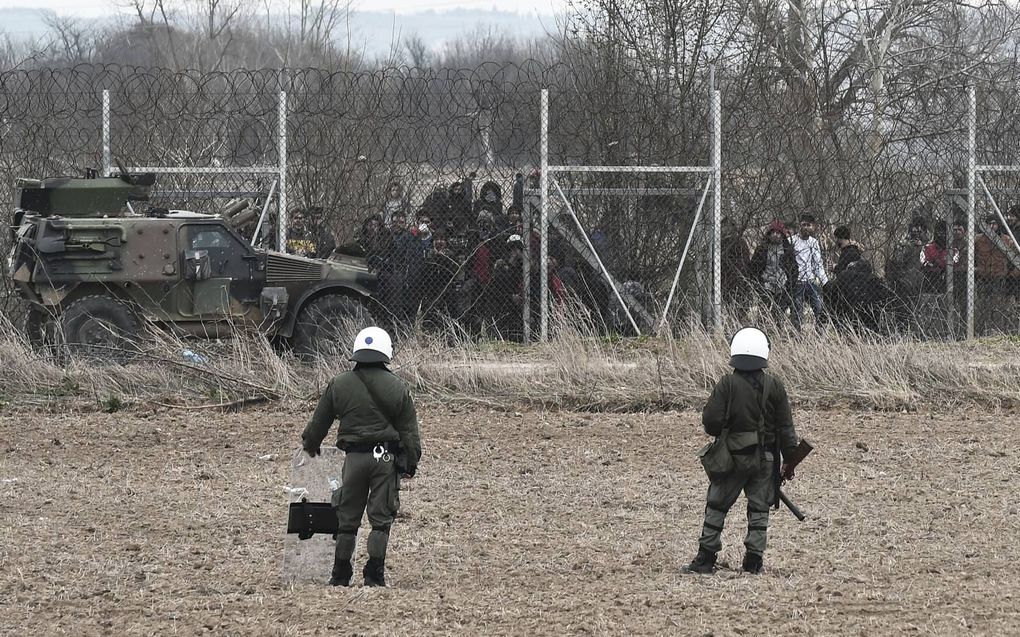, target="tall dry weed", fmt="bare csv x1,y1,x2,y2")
2,307,1020,411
